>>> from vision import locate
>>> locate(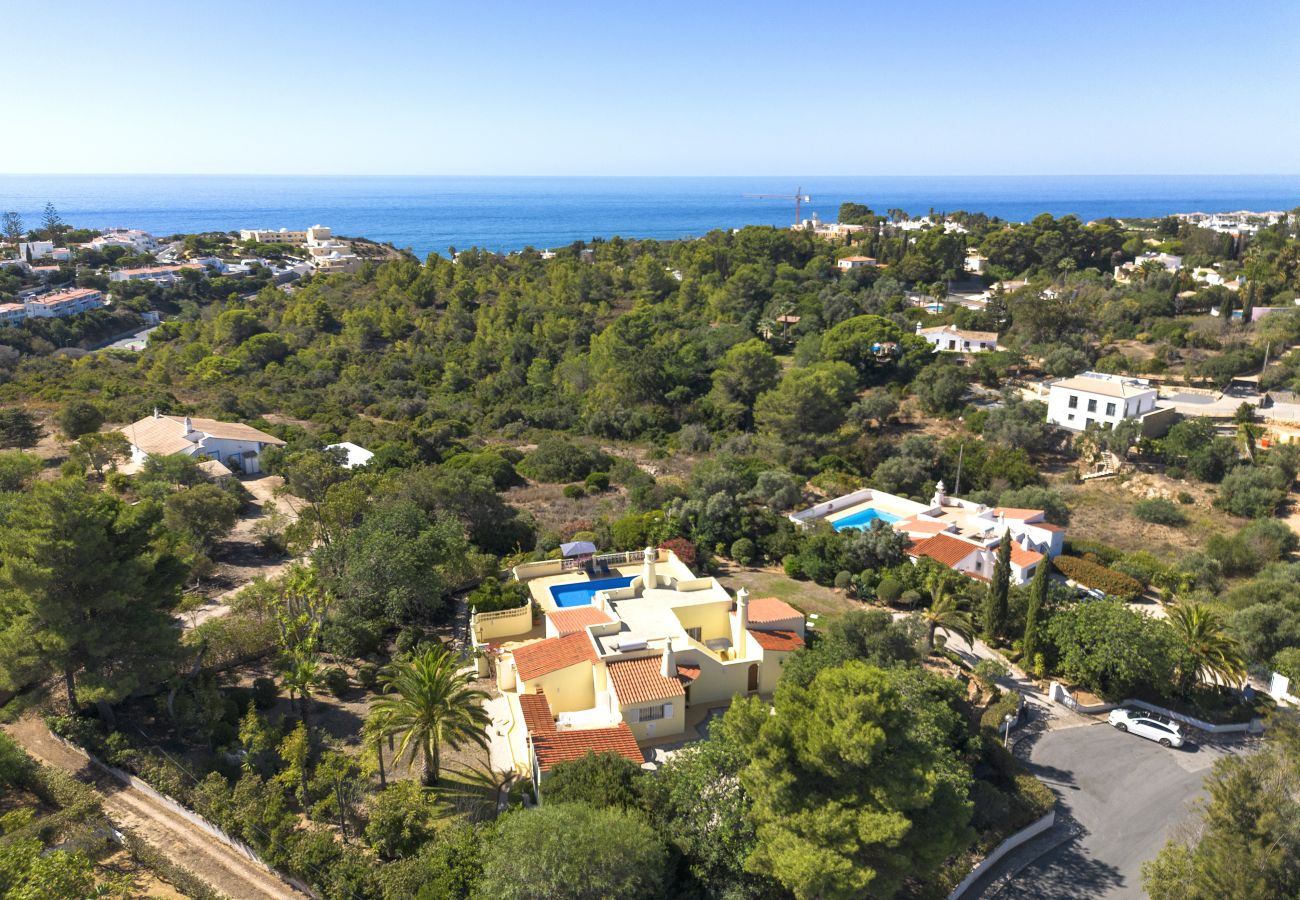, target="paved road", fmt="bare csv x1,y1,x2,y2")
985,719,1255,899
